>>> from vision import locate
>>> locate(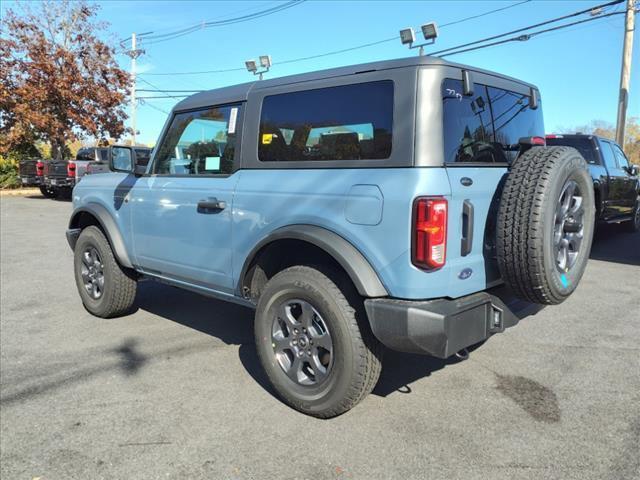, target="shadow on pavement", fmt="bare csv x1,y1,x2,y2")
589,223,640,266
